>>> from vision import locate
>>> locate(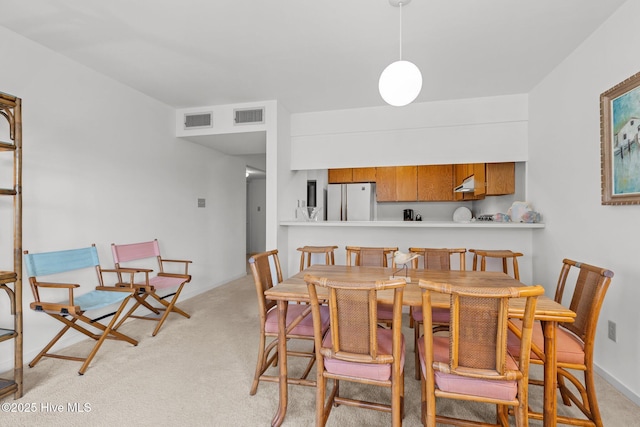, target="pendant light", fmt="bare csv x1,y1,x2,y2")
379,0,422,106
